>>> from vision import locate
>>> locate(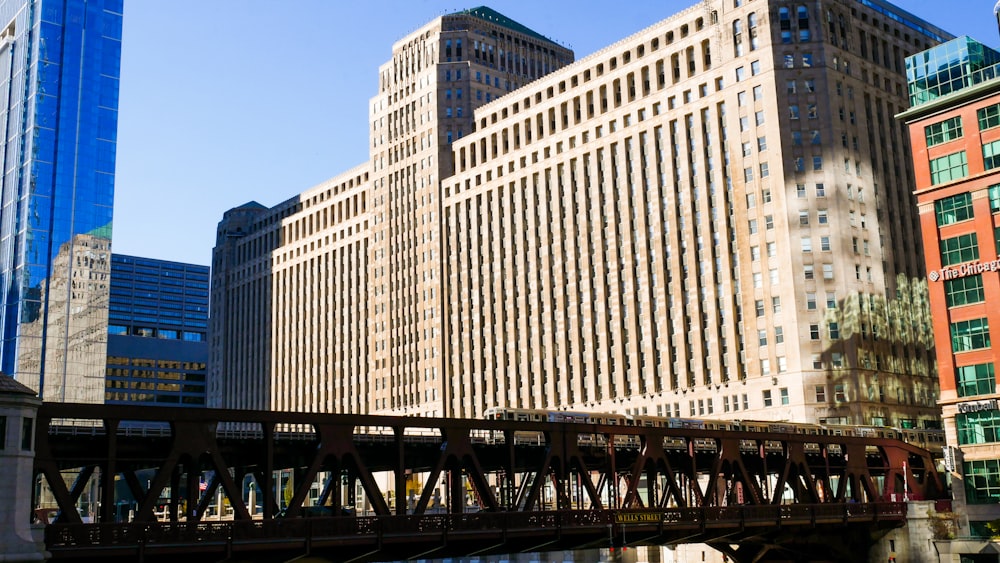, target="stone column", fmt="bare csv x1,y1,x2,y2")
0,376,49,562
